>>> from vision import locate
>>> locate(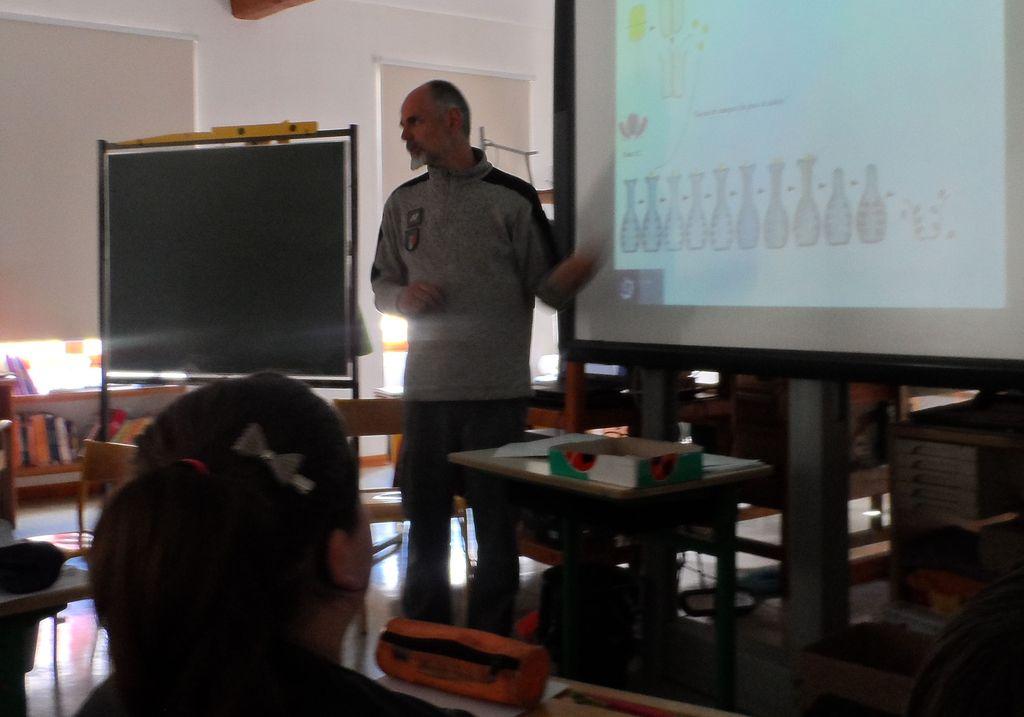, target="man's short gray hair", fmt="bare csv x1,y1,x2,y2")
427,80,471,139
